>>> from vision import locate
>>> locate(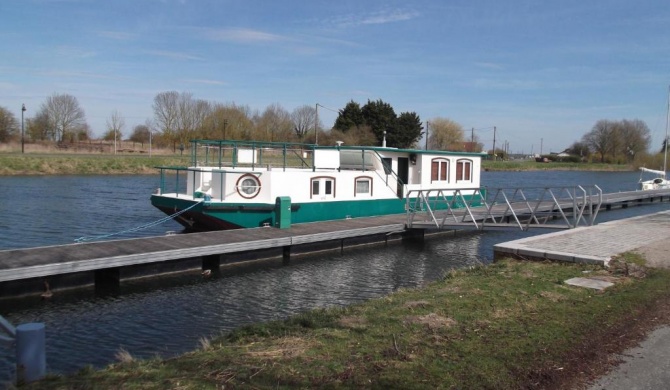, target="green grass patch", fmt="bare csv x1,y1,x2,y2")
482,160,632,171
27,258,670,389
614,251,647,266
1,153,634,176
0,154,189,175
